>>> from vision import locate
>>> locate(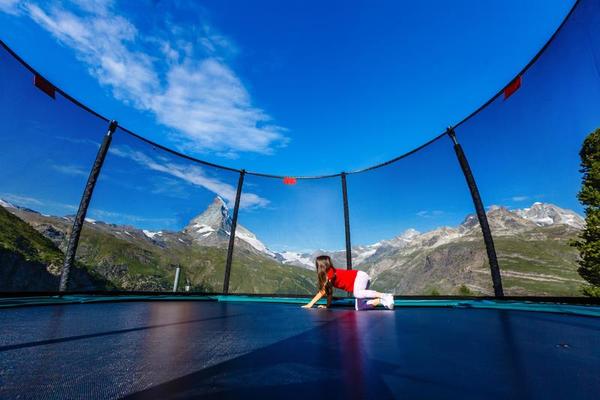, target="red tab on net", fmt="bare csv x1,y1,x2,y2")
503,75,521,99
34,74,56,99
283,177,297,185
